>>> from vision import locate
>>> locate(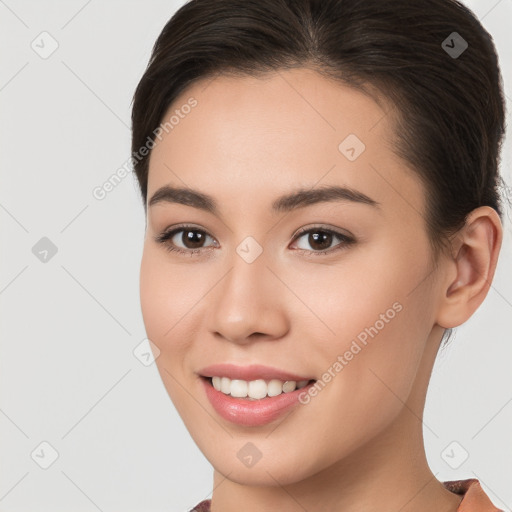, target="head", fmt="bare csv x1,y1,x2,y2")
132,0,505,487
